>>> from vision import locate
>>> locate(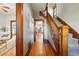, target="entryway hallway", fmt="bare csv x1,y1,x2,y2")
28,19,56,56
